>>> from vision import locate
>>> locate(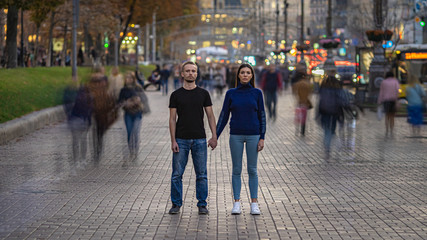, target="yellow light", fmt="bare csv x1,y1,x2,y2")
28,35,32,42
215,14,220,18
127,32,133,37
120,32,124,37
201,15,206,21
267,40,272,45
396,50,401,54
221,14,227,18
